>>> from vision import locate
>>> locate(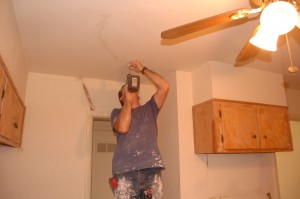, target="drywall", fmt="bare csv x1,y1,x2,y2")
192,61,287,106
285,88,300,121
0,0,28,100
158,72,181,199
276,121,300,199
0,62,289,199
0,72,155,199
176,69,281,199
